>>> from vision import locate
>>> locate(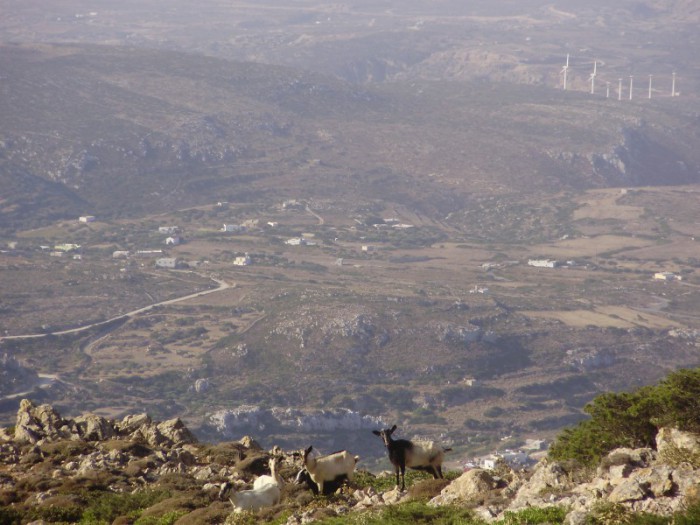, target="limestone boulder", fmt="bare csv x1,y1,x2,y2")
117,413,151,435
598,447,654,477
429,468,496,506
14,399,66,443
607,478,648,503
656,428,700,466
157,418,197,446
73,414,116,442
